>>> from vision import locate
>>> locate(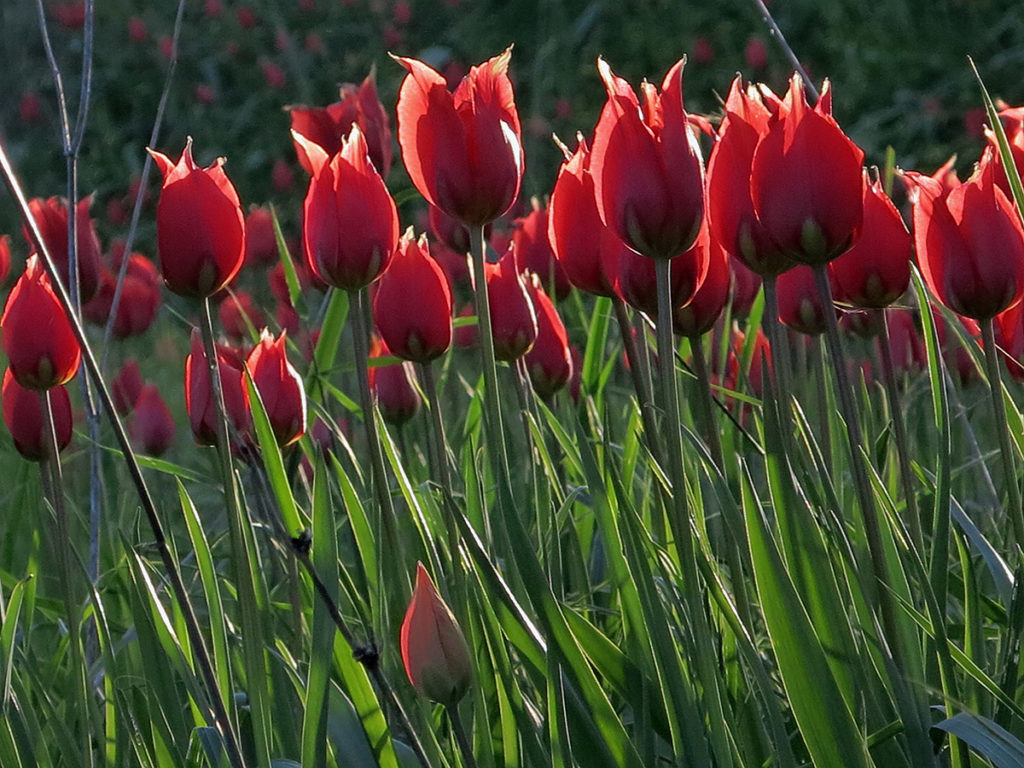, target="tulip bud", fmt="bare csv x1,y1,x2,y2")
513,203,570,301
590,57,705,260
777,265,827,336
246,330,307,446
184,329,250,445
394,49,523,228
219,290,266,343
400,562,473,707
828,172,911,309
83,255,162,339
0,235,9,287
673,231,731,338
113,359,143,415
616,222,710,317
750,76,865,265
372,230,453,363
485,248,538,361
523,274,573,399
1,255,81,390
298,125,398,291
131,384,175,456
368,337,421,426
24,195,103,302
149,139,246,298
2,369,72,461
244,206,279,267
